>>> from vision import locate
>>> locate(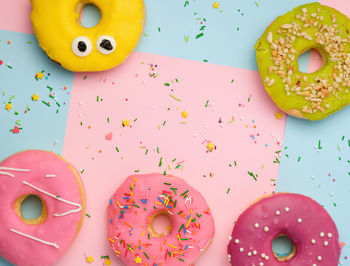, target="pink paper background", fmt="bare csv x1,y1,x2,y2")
0,0,33,34
61,52,285,265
